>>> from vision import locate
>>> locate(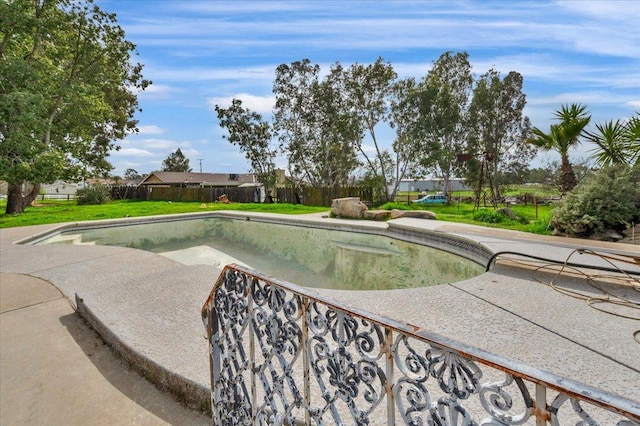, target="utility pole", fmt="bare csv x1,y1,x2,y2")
197,159,203,173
